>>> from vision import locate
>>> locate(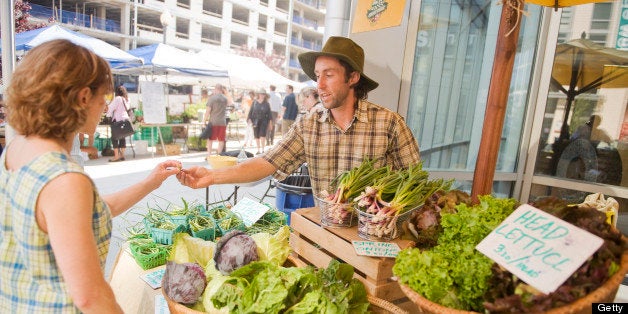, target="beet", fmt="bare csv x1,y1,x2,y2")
162,261,207,304
214,230,259,275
